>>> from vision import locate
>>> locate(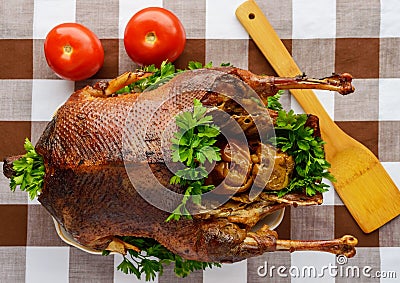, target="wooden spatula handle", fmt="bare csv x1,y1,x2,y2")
235,0,335,127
